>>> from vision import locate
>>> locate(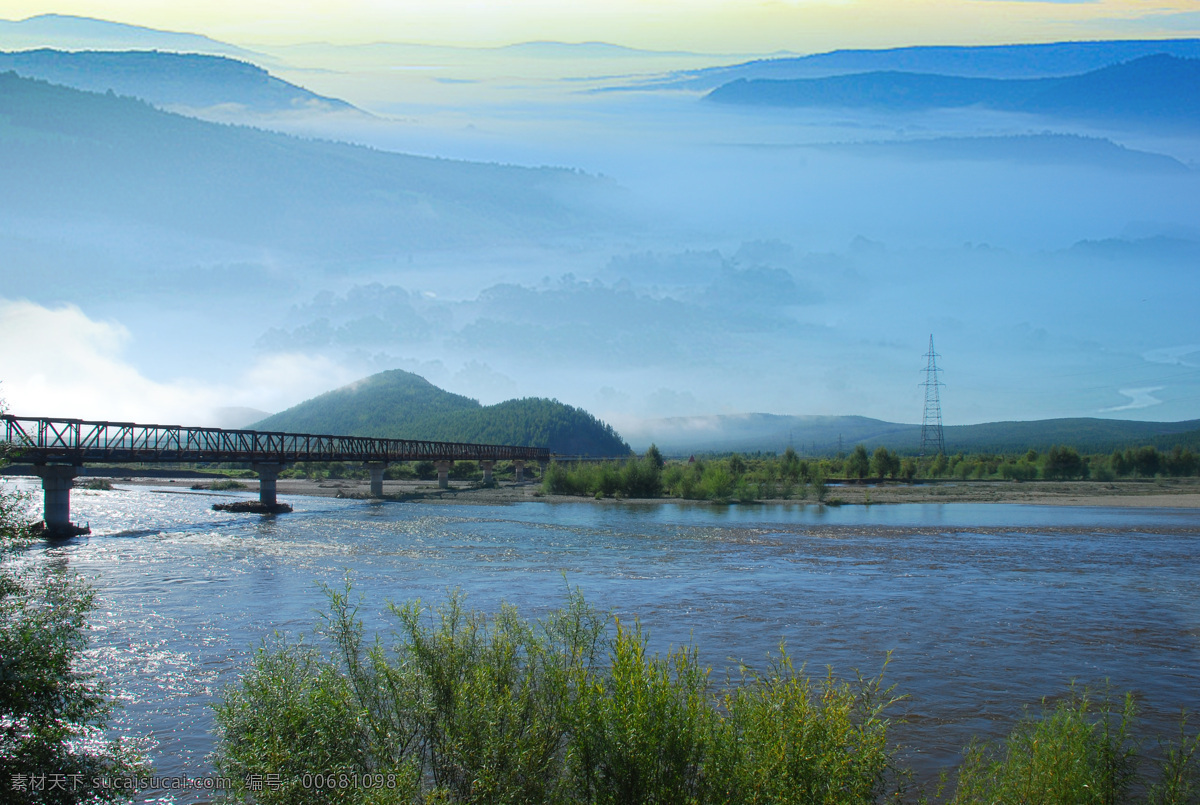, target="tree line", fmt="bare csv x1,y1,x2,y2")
542,443,1200,503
